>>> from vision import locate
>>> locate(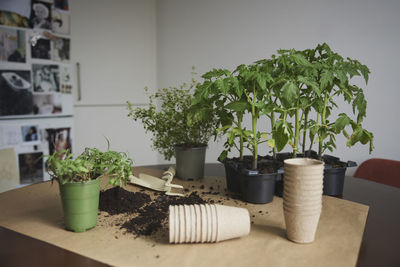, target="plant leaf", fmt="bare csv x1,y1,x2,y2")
334,113,351,133
281,82,299,107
